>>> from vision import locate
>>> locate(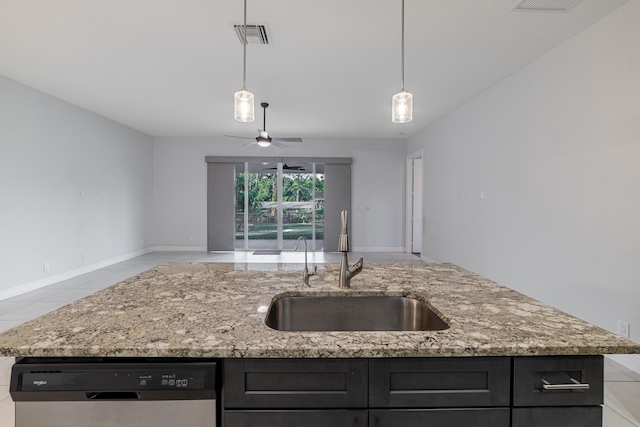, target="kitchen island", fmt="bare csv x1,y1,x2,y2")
1,262,639,427
0,262,637,358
